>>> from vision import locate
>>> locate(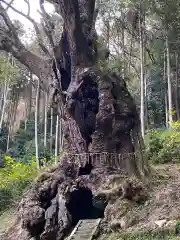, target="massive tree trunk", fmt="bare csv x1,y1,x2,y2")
0,1,150,239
